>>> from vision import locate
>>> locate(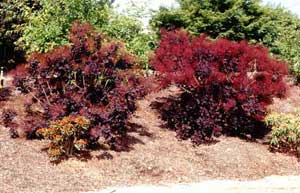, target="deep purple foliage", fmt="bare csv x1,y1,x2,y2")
0,88,11,101
6,22,143,149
